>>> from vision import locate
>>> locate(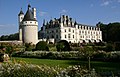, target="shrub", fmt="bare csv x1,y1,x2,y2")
56,40,71,51
25,43,34,51
36,41,49,51
114,42,120,51
105,43,114,52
